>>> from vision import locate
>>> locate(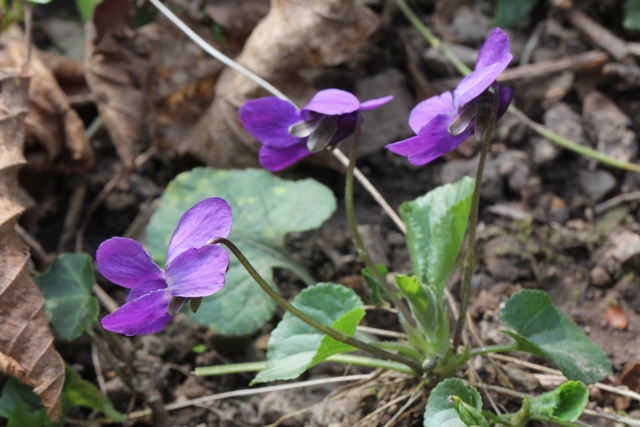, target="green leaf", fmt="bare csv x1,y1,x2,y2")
625,0,640,29
362,264,387,306
252,283,364,384
147,168,336,336
501,290,612,384
395,274,448,356
400,177,474,294
531,381,588,422
75,0,103,21
494,0,538,28
34,254,98,341
7,403,56,427
0,378,42,418
424,378,483,427
63,366,125,422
